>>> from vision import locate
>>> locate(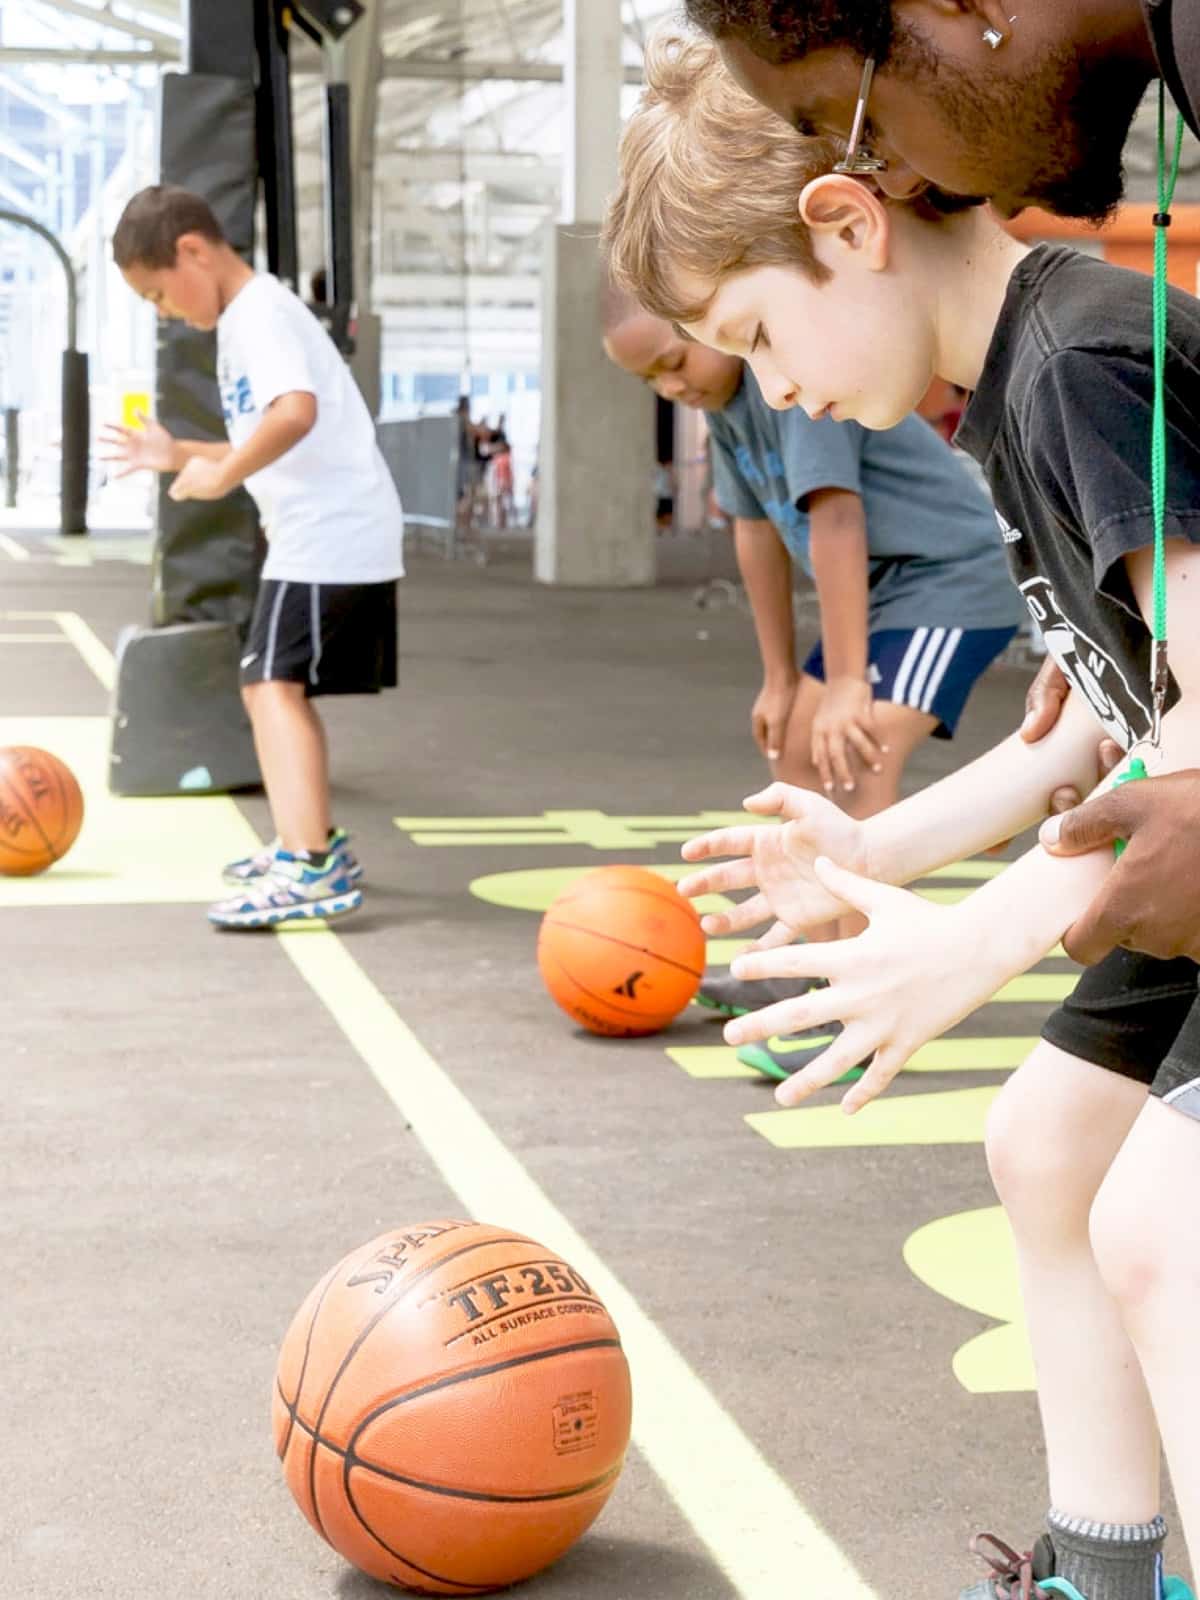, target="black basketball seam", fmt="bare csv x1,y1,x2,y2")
304,1233,541,1540
276,1261,341,1468
541,917,705,981
0,768,53,858
538,945,680,1025
45,754,75,856
334,1339,627,1589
